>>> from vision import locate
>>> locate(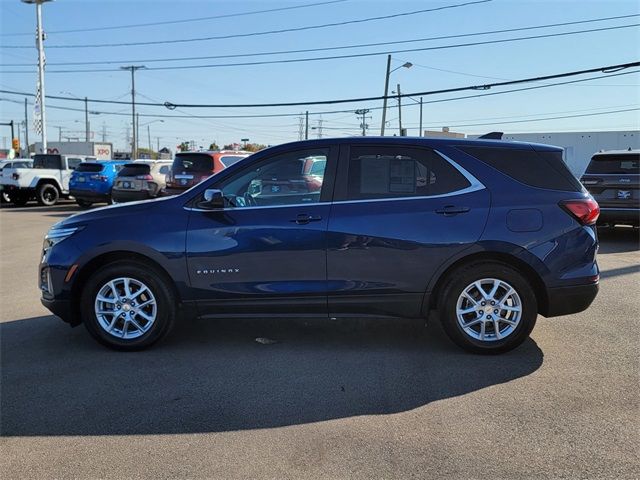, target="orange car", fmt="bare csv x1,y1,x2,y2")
165,150,250,195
